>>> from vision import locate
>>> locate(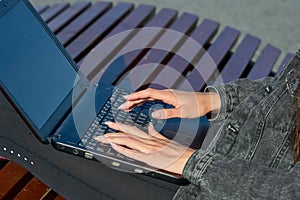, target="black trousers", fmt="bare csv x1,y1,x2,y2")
0,94,179,200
